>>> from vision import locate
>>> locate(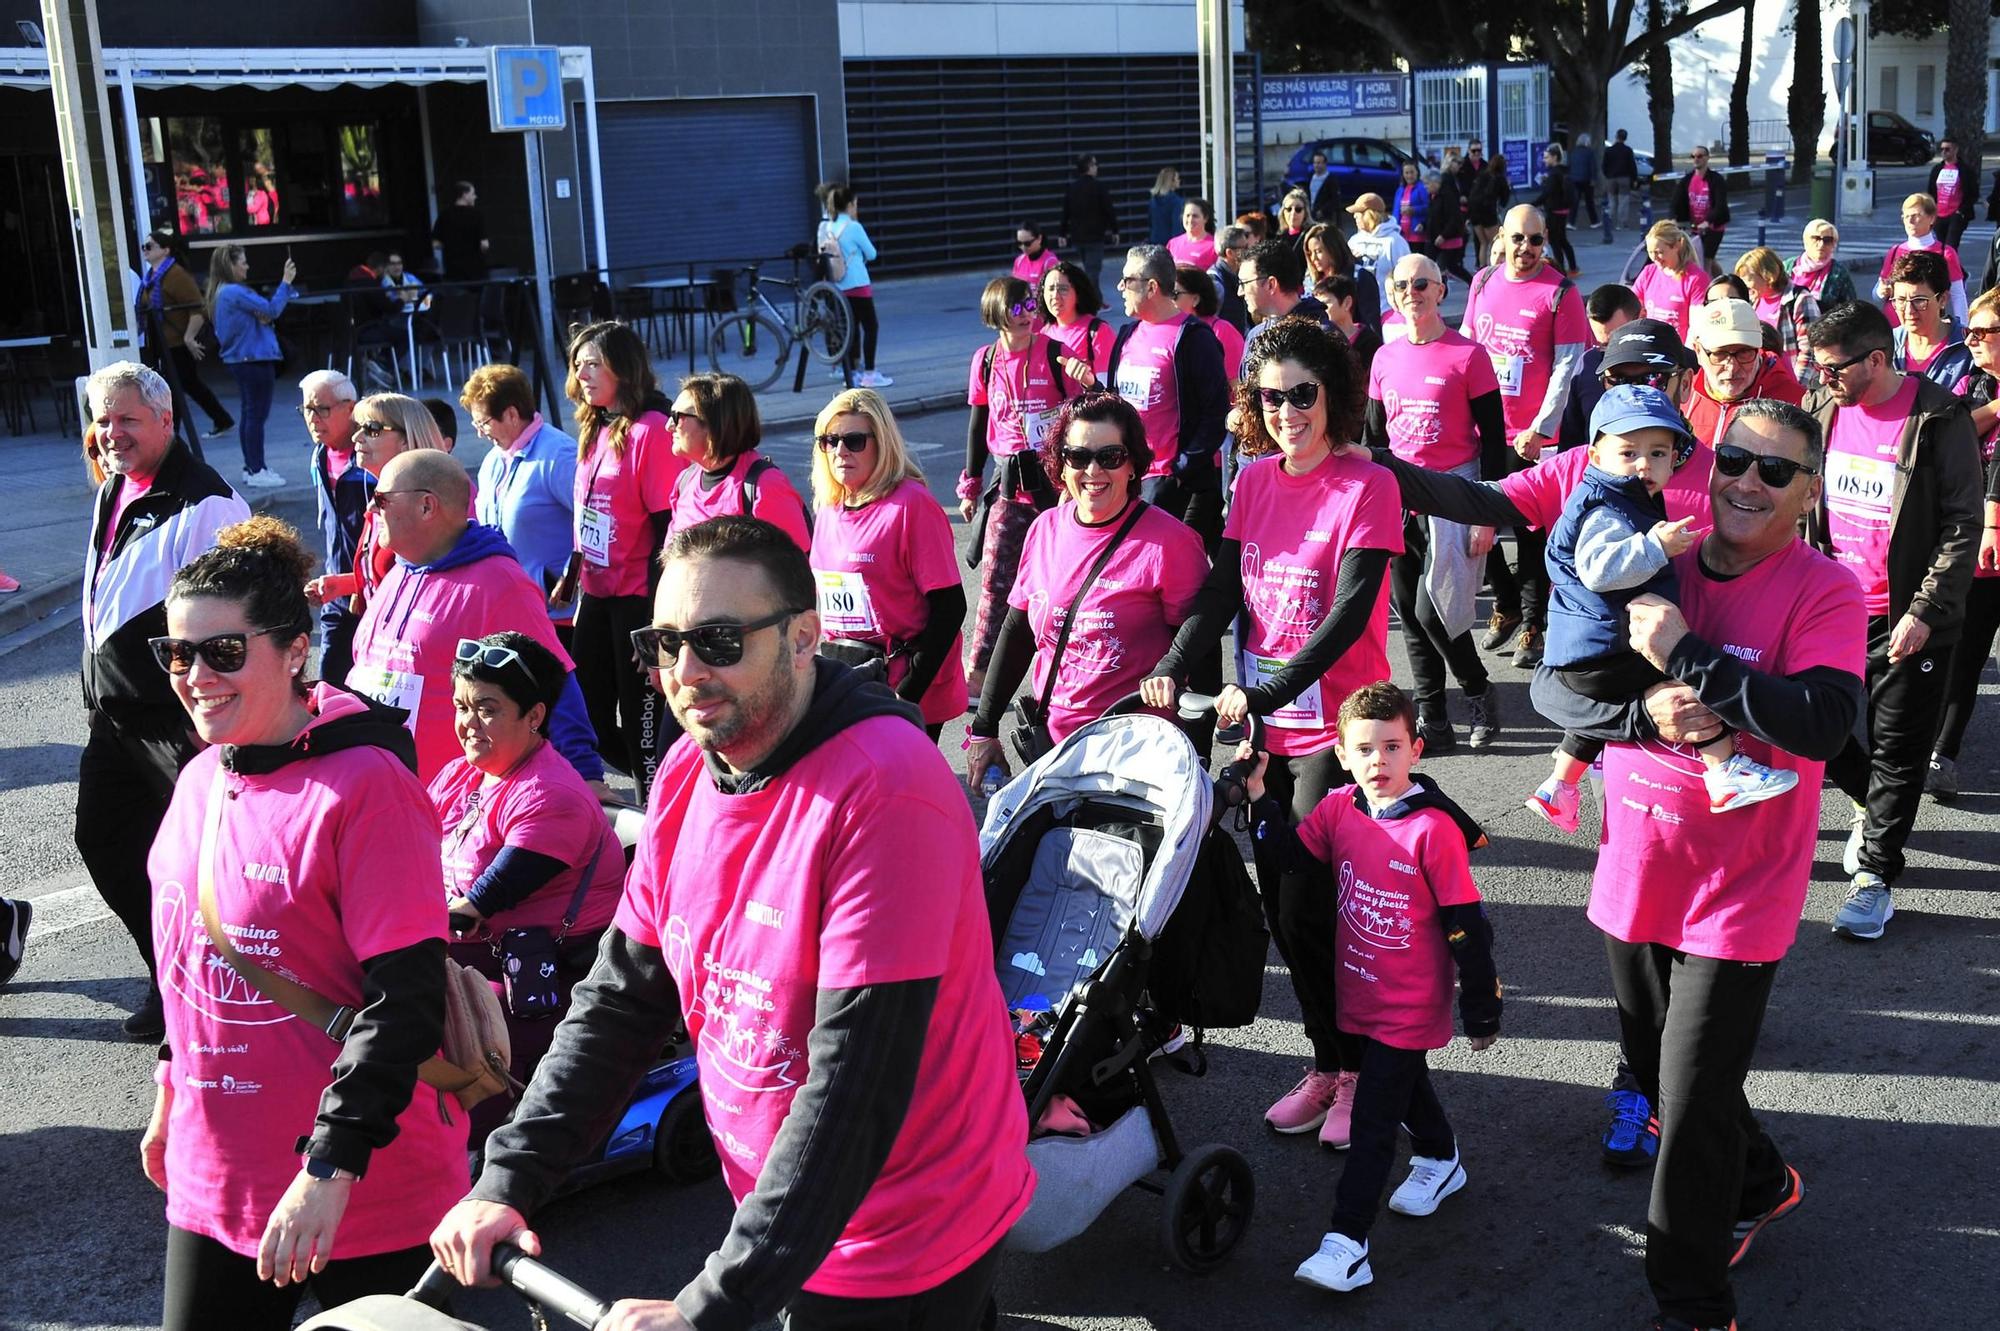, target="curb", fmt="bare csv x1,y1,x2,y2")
762,390,966,431
0,574,83,643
